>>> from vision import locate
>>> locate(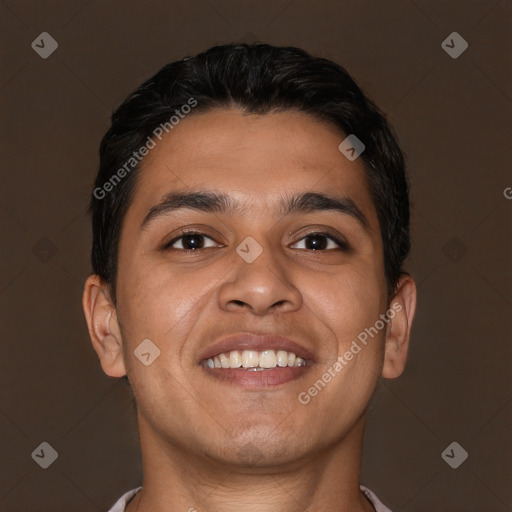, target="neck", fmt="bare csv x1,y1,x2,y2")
127,413,375,512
